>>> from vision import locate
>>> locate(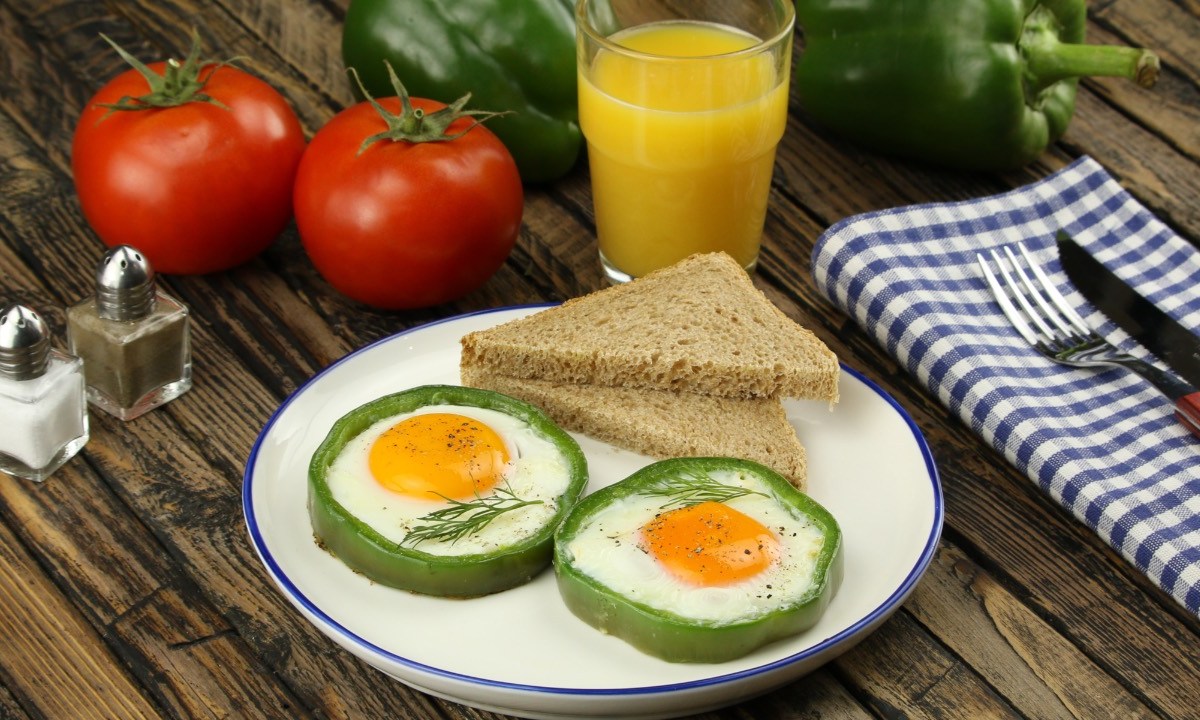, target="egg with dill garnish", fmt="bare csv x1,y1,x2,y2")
327,407,569,552
554,457,842,663
308,385,588,597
